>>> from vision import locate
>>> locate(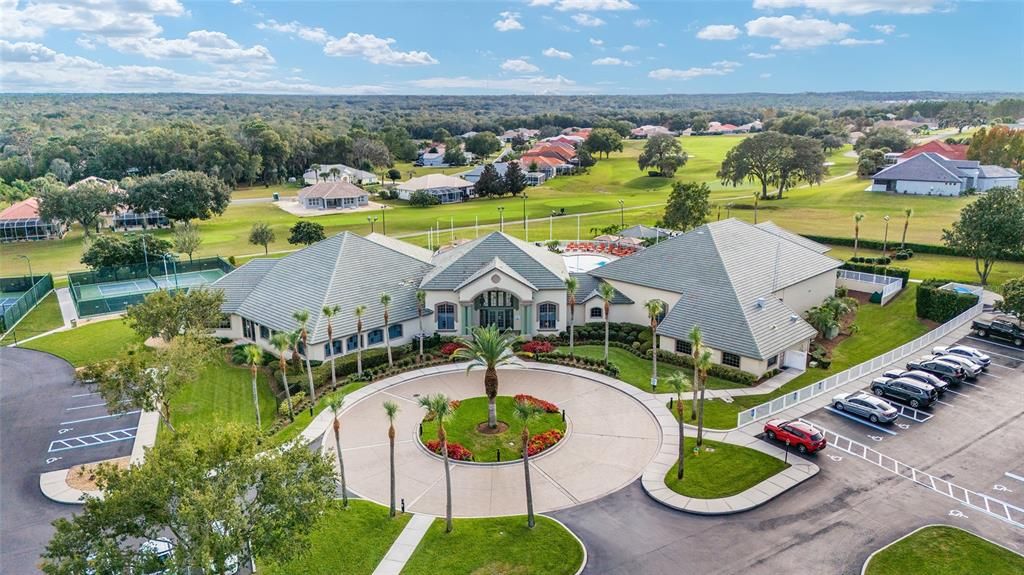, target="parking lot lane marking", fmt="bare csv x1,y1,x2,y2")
895,404,932,422
64,402,108,411
71,392,99,398
960,381,989,389
944,389,970,398
823,407,899,435
61,410,140,425
1006,472,1024,483
986,363,1016,370
936,399,956,407
47,427,137,452
965,336,1024,354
